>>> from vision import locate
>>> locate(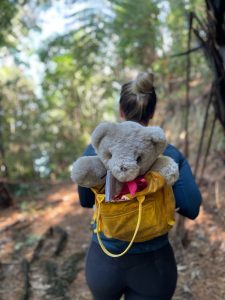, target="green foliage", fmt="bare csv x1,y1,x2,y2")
112,0,160,67
0,0,18,47
0,66,40,178
38,43,116,177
